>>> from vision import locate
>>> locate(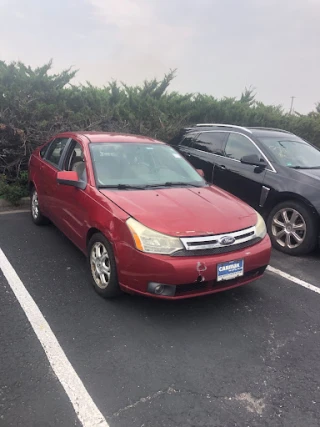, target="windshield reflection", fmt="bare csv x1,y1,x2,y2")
90,142,205,188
